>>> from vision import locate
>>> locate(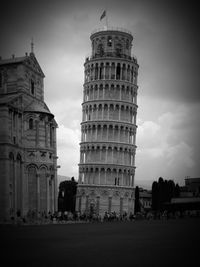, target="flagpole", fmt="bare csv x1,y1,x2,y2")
100,9,108,30
106,9,108,29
